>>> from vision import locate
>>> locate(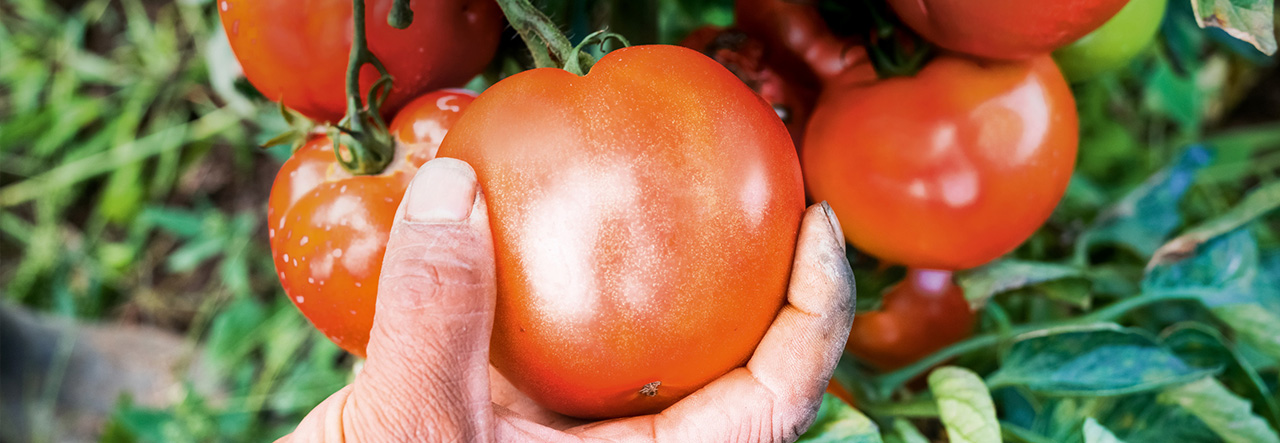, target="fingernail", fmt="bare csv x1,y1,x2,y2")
820,201,846,252
405,158,478,223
